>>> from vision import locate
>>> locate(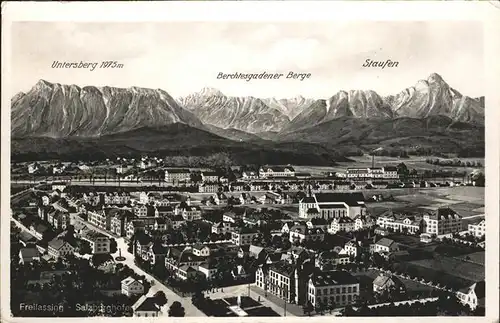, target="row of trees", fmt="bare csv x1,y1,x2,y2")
425,158,483,168
342,294,483,316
